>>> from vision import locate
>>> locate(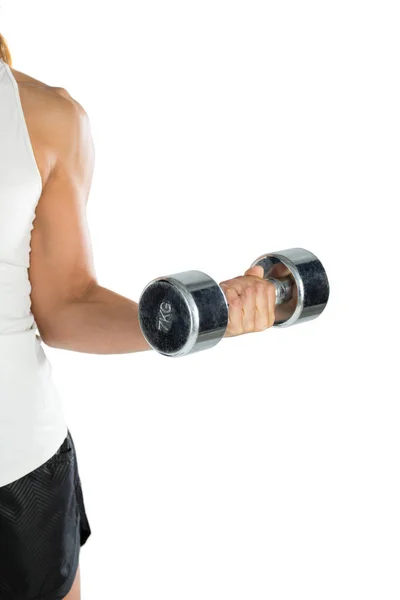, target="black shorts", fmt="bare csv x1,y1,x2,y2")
0,429,91,600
